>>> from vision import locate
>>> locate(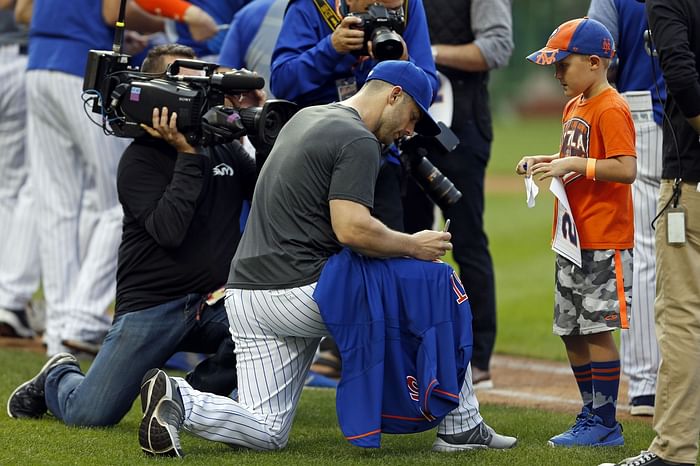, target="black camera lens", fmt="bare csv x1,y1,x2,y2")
371,27,403,61
411,157,462,209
